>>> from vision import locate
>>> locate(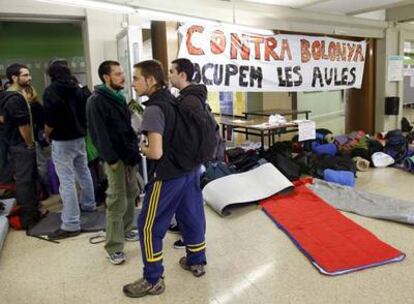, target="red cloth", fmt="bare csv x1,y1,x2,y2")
261,183,405,275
